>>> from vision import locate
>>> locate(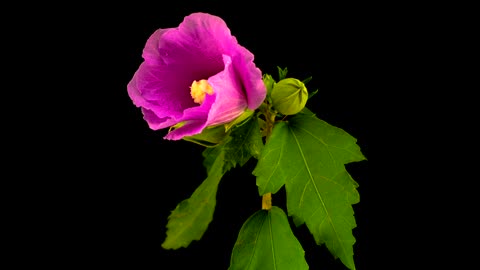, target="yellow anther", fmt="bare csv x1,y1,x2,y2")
190,79,214,104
